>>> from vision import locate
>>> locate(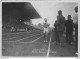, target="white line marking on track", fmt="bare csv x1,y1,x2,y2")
3,32,29,35
3,37,18,40
4,41,31,43
4,35,43,44
2,30,40,35
47,31,52,57
14,33,43,42
3,33,42,40
31,35,43,43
